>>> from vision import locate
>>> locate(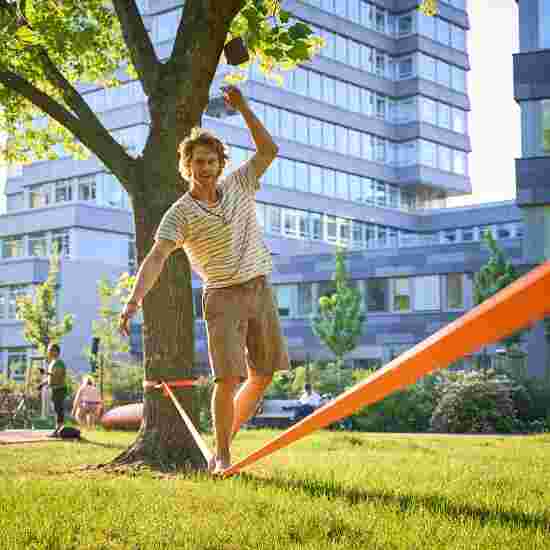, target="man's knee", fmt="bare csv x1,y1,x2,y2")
249,372,273,390
214,376,241,393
